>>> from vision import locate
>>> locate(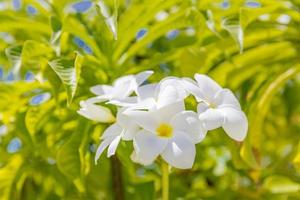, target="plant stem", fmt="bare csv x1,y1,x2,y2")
161,160,169,200
110,156,124,200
